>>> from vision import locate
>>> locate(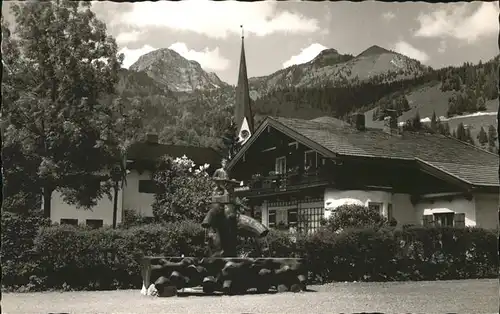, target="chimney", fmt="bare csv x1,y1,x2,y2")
382,109,398,135
350,113,365,131
146,133,159,144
